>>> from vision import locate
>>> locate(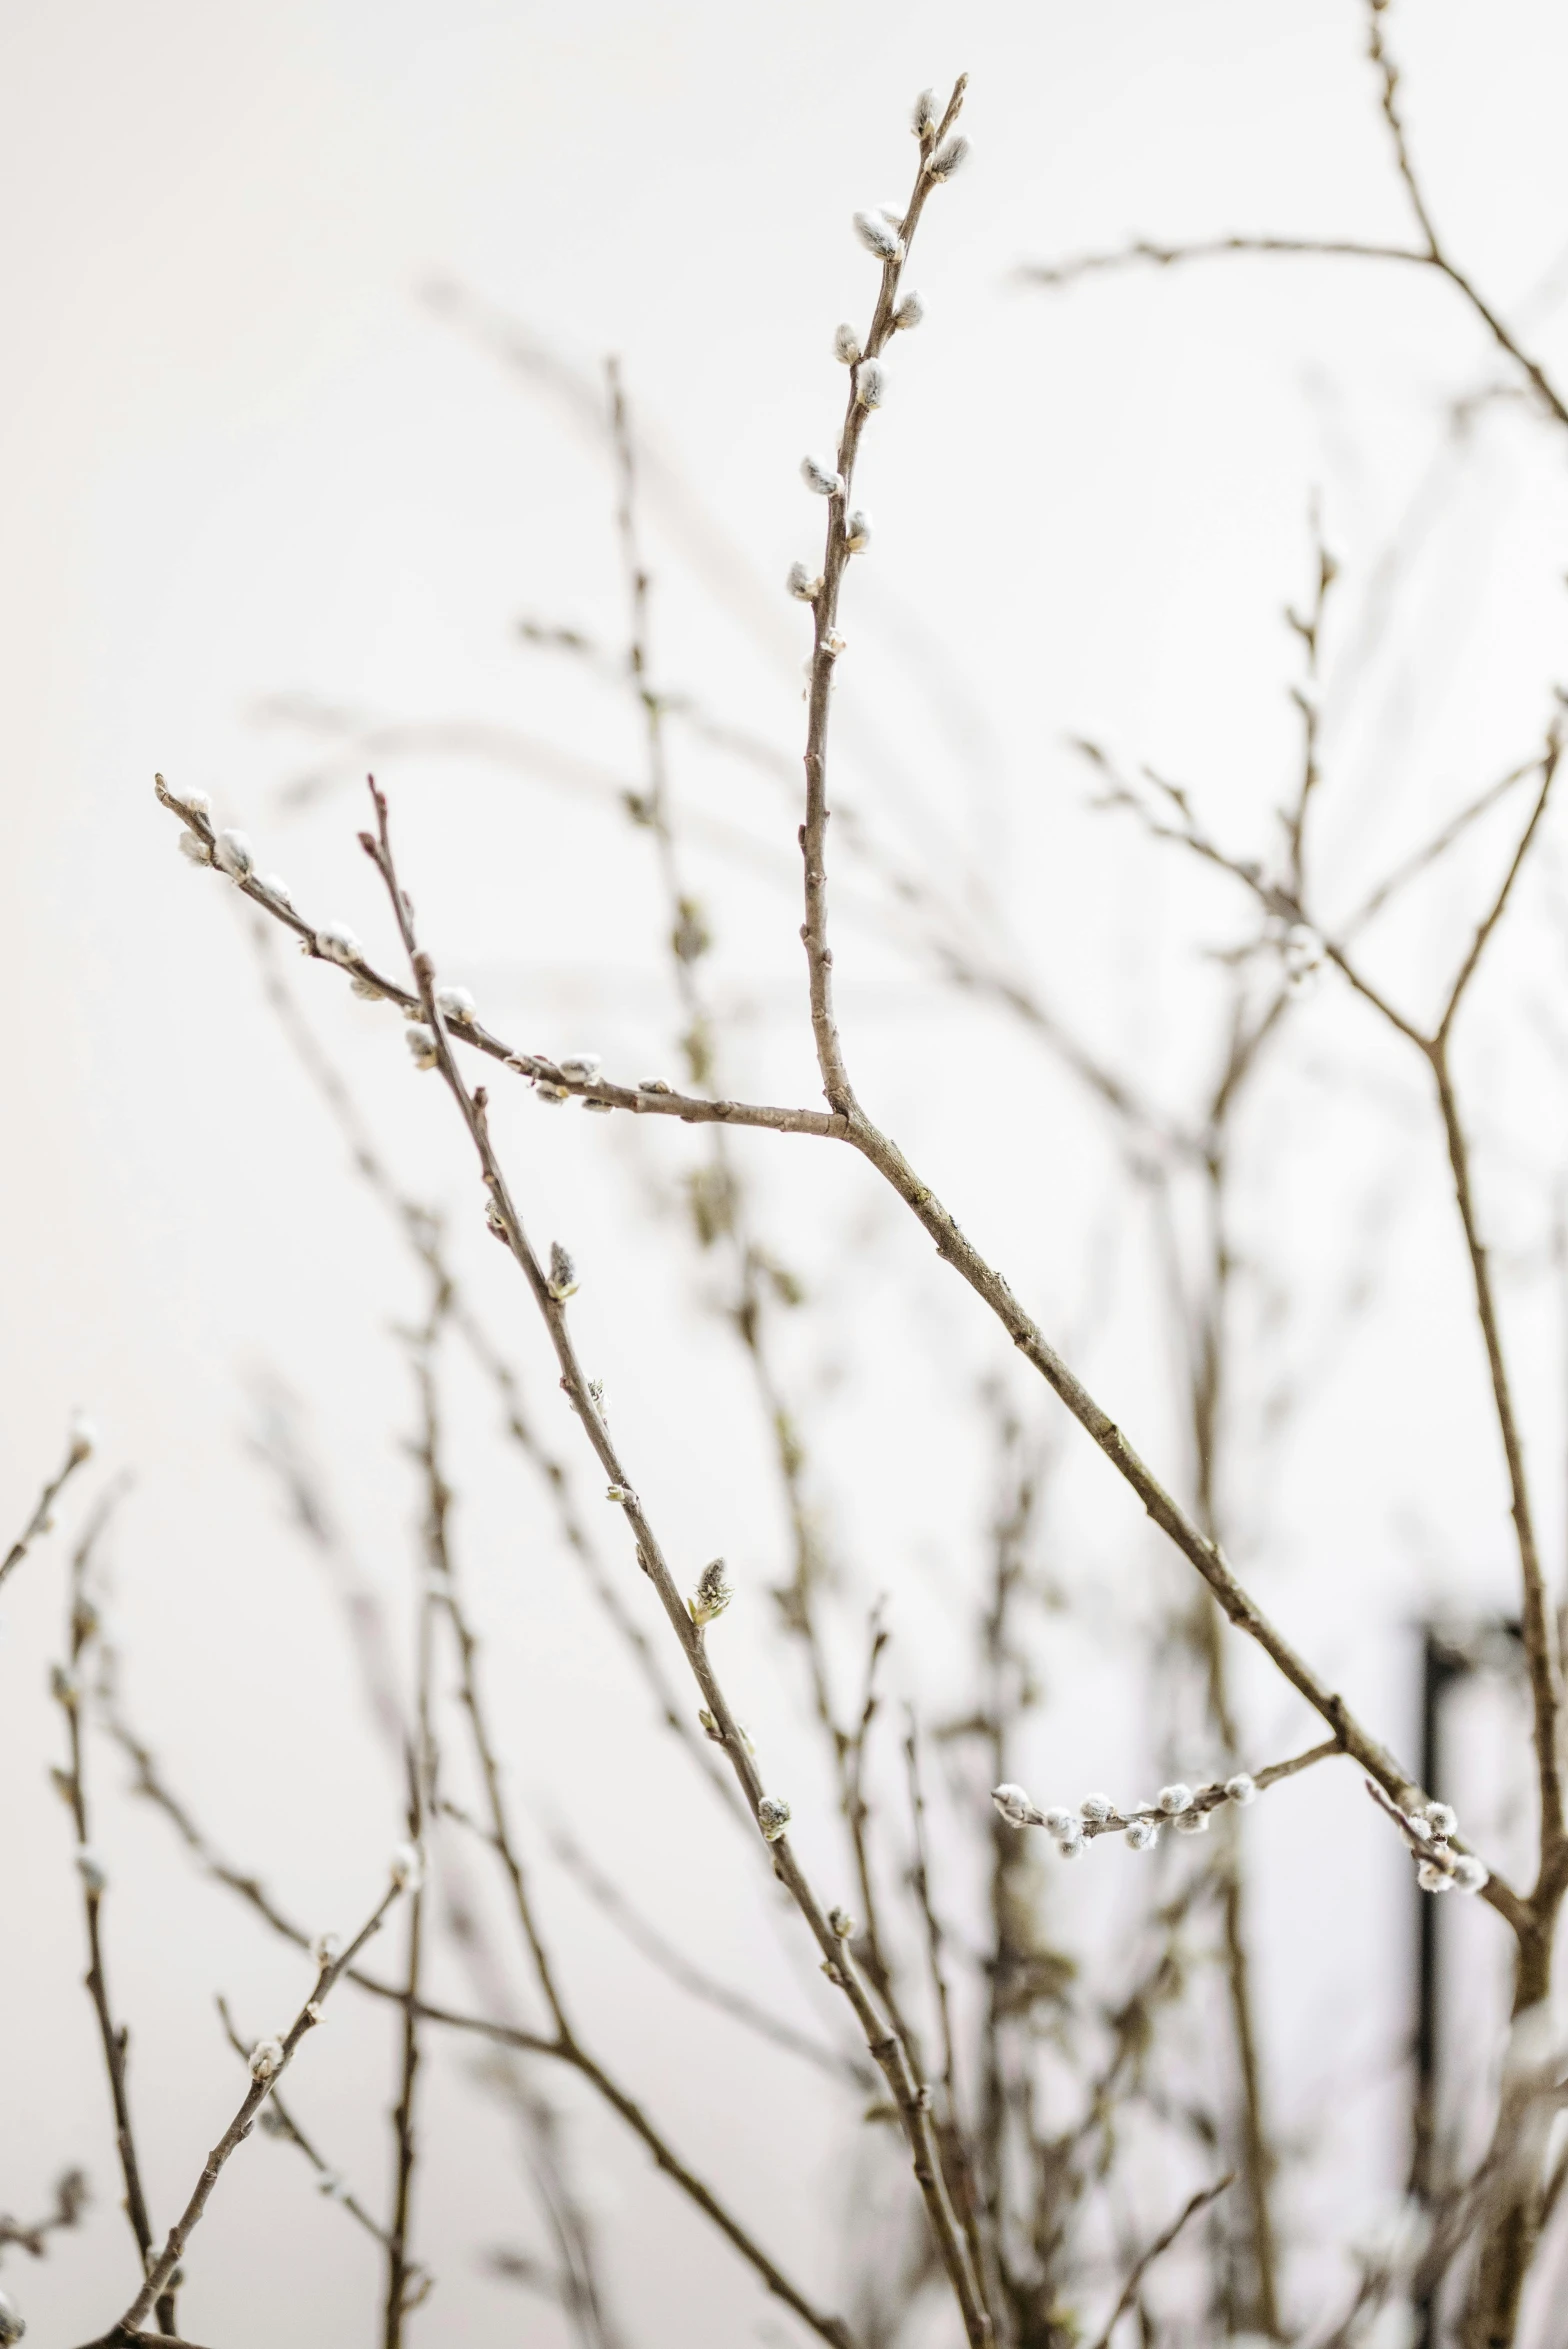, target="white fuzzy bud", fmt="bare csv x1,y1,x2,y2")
1157,1784,1193,1814
311,1933,343,1969
350,975,384,999
434,984,476,1022
1055,1823,1085,1858
757,1795,791,1843
833,323,862,365
75,1845,108,1894
912,89,937,138
558,1053,602,1082
316,922,363,966
535,1083,569,1105
0,2284,25,2344
1041,1806,1074,1837
249,2036,285,2081
1225,1774,1257,1806
852,211,904,263
404,1023,439,1070
183,789,213,819
928,134,969,180
258,872,293,909
855,360,886,409
1080,1792,1114,1823
1125,1818,1159,1851
390,1840,426,1893
892,290,924,331
1173,1807,1210,1835
801,455,844,498
787,562,822,601
991,1783,1040,1829
1417,1859,1455,1894
213,829,254,881
546,1242,578,1300
177,828,213,866
1424,1802,1458,1838
690,1556,733,1626
583,1096,615,1113
69,1411,98,1462
829,1905,856,1938
1452,1853,1489,1894
844,510,872,553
